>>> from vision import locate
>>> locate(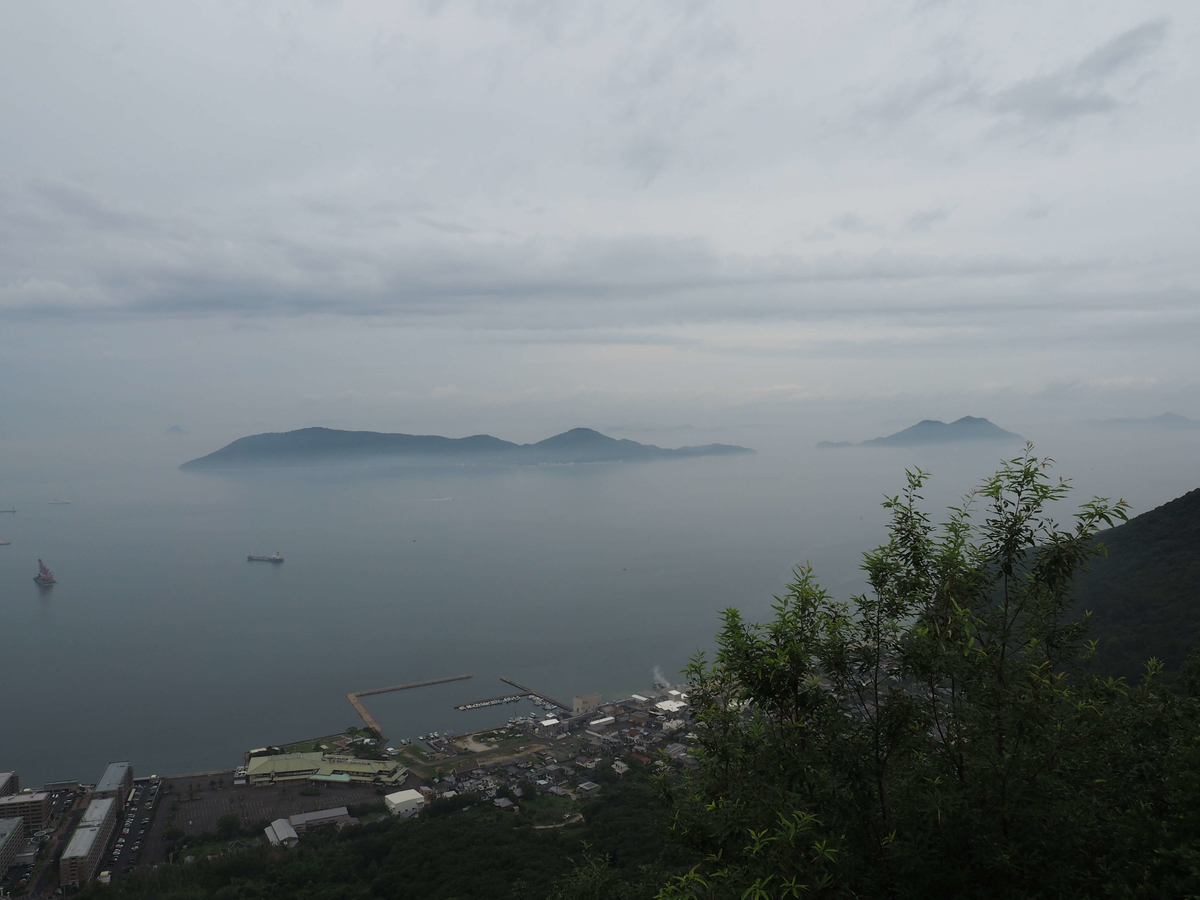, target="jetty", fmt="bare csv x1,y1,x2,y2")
347,674,473,742
501,677,571,712
455,692,528,711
